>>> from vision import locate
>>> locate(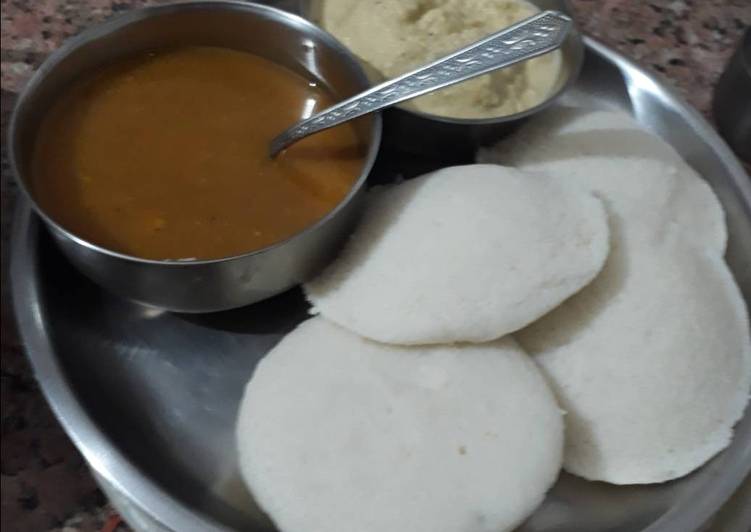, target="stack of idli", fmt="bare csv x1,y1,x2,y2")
237,164,611,532
235,108,750,532
305,164,611,344
479,107,750,484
